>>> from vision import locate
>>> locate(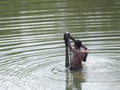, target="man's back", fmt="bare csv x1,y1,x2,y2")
71,47,84,69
